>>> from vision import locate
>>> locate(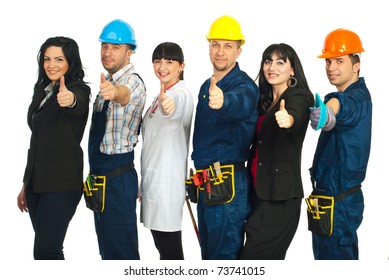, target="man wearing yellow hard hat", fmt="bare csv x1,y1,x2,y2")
308,28,372,259
191,15,259,260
